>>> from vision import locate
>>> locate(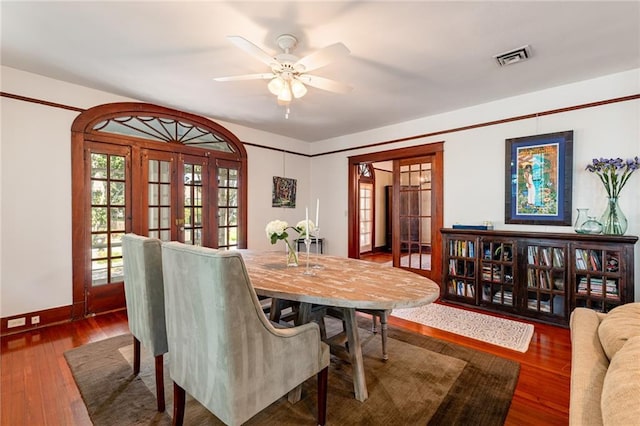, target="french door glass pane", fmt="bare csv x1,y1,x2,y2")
148,159,172,242
217,166,239,249
183,163,203,245
90,152,126,286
